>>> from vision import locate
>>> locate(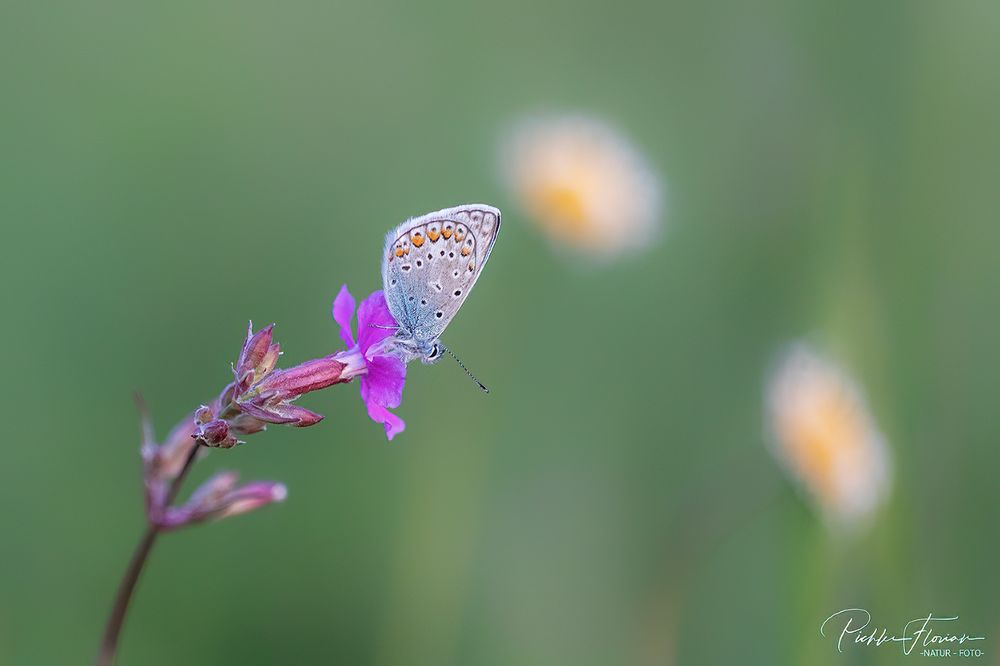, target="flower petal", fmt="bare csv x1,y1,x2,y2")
333,284,356,348
356,290,398,354
360,354,406,409
364,400,406,441
359,354,407,440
